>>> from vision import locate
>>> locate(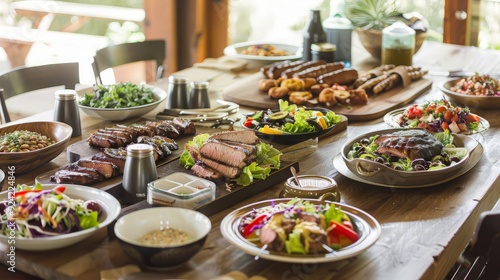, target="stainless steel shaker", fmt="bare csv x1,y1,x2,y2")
189,81,210,109
53,89,81,137
166,75,189,109
122,144,157,204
